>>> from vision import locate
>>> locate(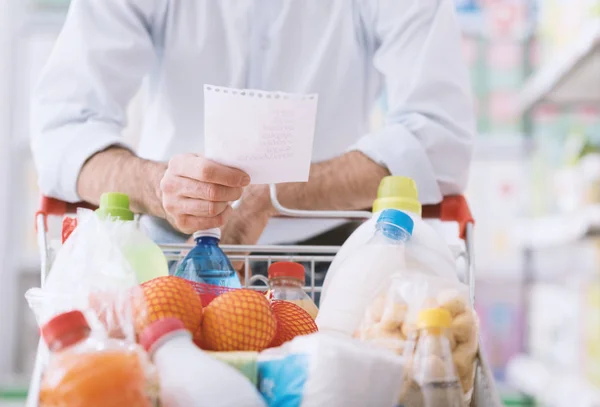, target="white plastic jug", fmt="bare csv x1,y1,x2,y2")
322,177,458,303
141,318,266,407
316,209,414,336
